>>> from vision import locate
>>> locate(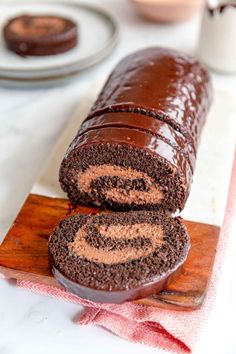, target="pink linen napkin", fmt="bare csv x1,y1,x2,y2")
3,154,236,353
